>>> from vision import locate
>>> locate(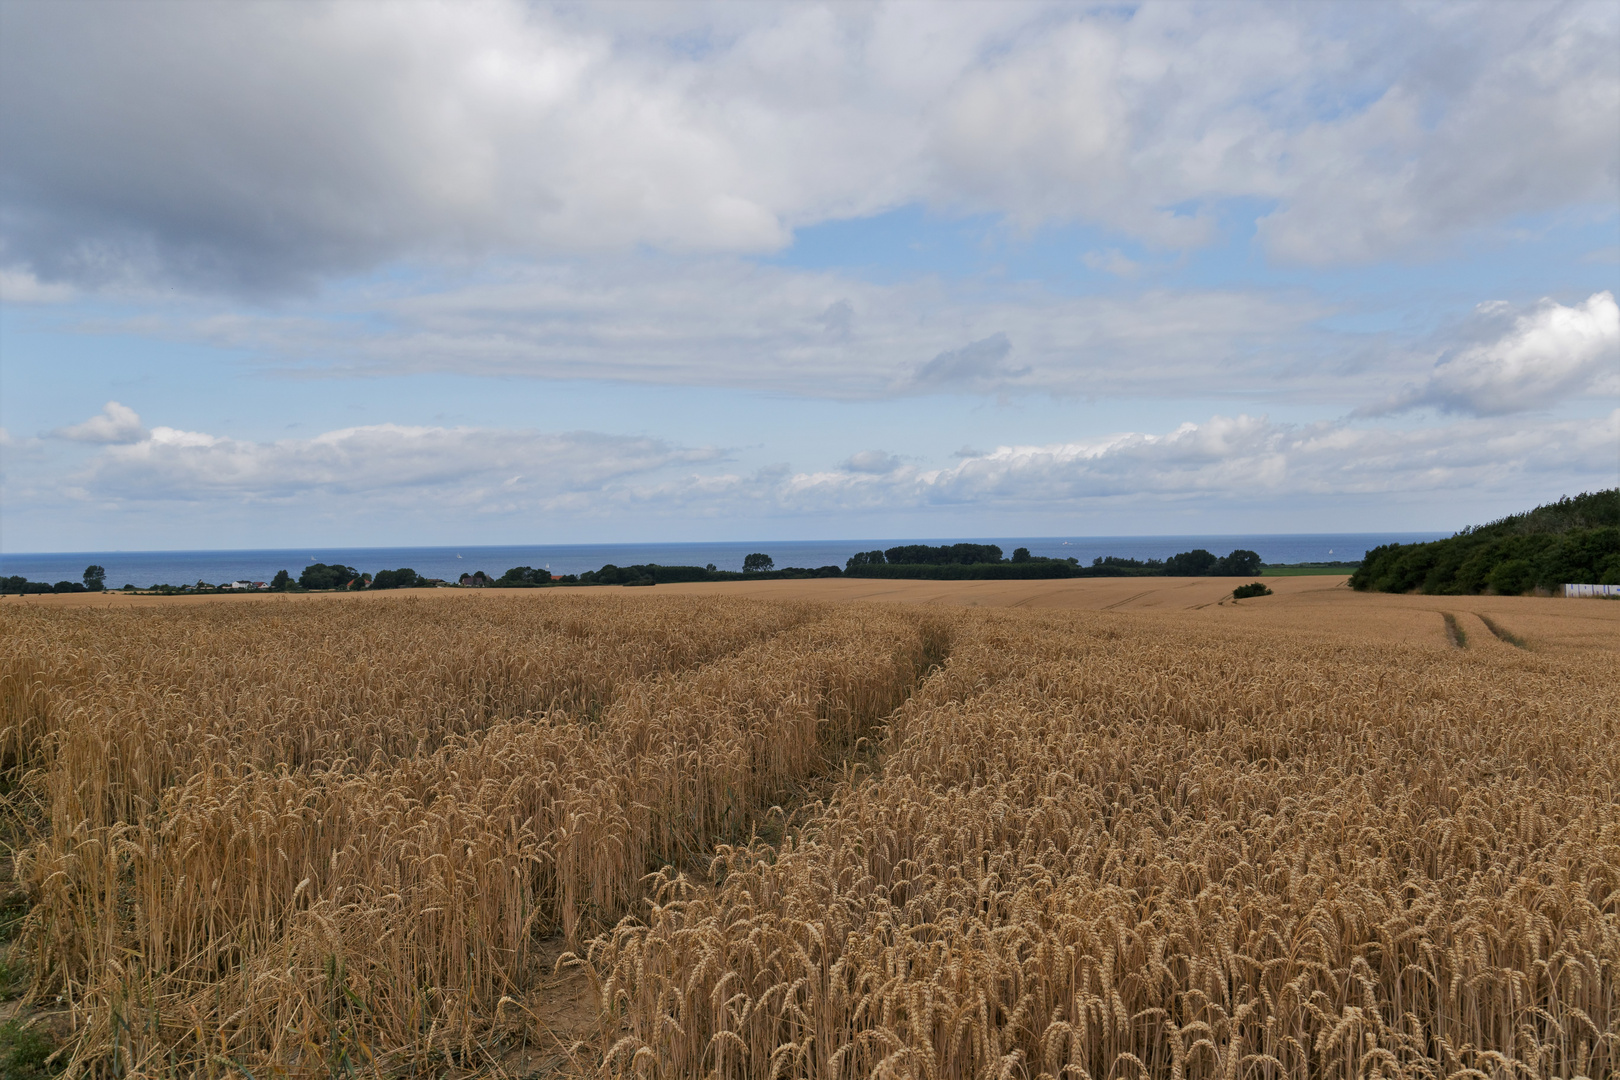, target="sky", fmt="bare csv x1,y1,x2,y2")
1,0,1616,552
